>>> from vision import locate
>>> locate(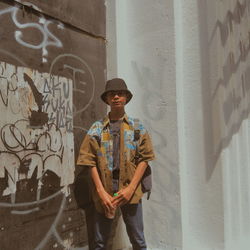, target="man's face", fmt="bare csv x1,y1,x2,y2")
106,91,127,108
